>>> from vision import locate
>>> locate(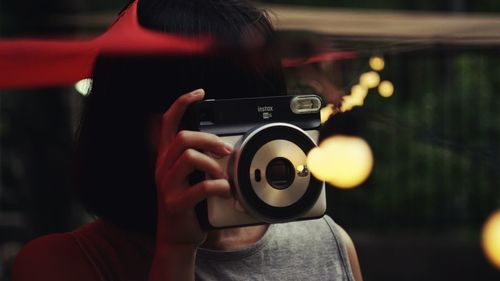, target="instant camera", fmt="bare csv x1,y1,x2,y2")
183,95,326,230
